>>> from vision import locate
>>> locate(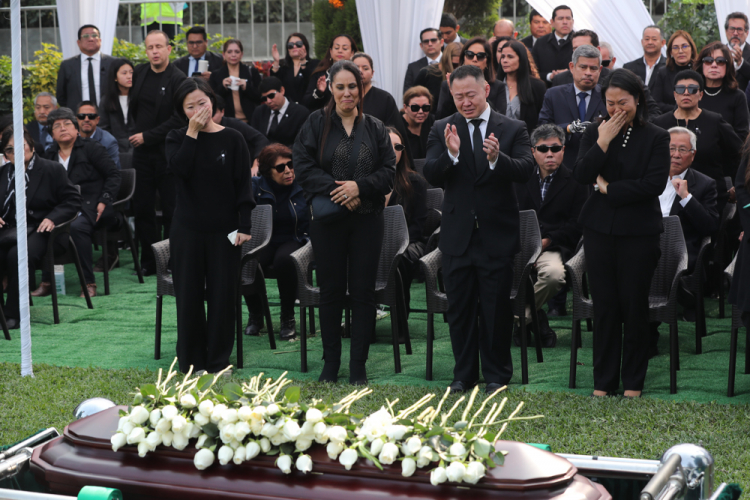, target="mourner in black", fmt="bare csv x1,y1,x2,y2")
269,33,320,105
209,40,262,123
623,25,667,90
165,78,255,374
651,30,697,114
250,77,310,148
531,5,575,85
414,42,462,110
0,127,81,329
302,35,357,112
173,26,224,79
402,86,436,160
28,93,58,152
212,95,269,164
424,65,535,394
496,39,547,132
548,29,602,87
574,69,670,397
520,10,551,50
293,61,396,385
99,58,136,153
56,25,114,108
404,28,444,93
724,13,750,96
